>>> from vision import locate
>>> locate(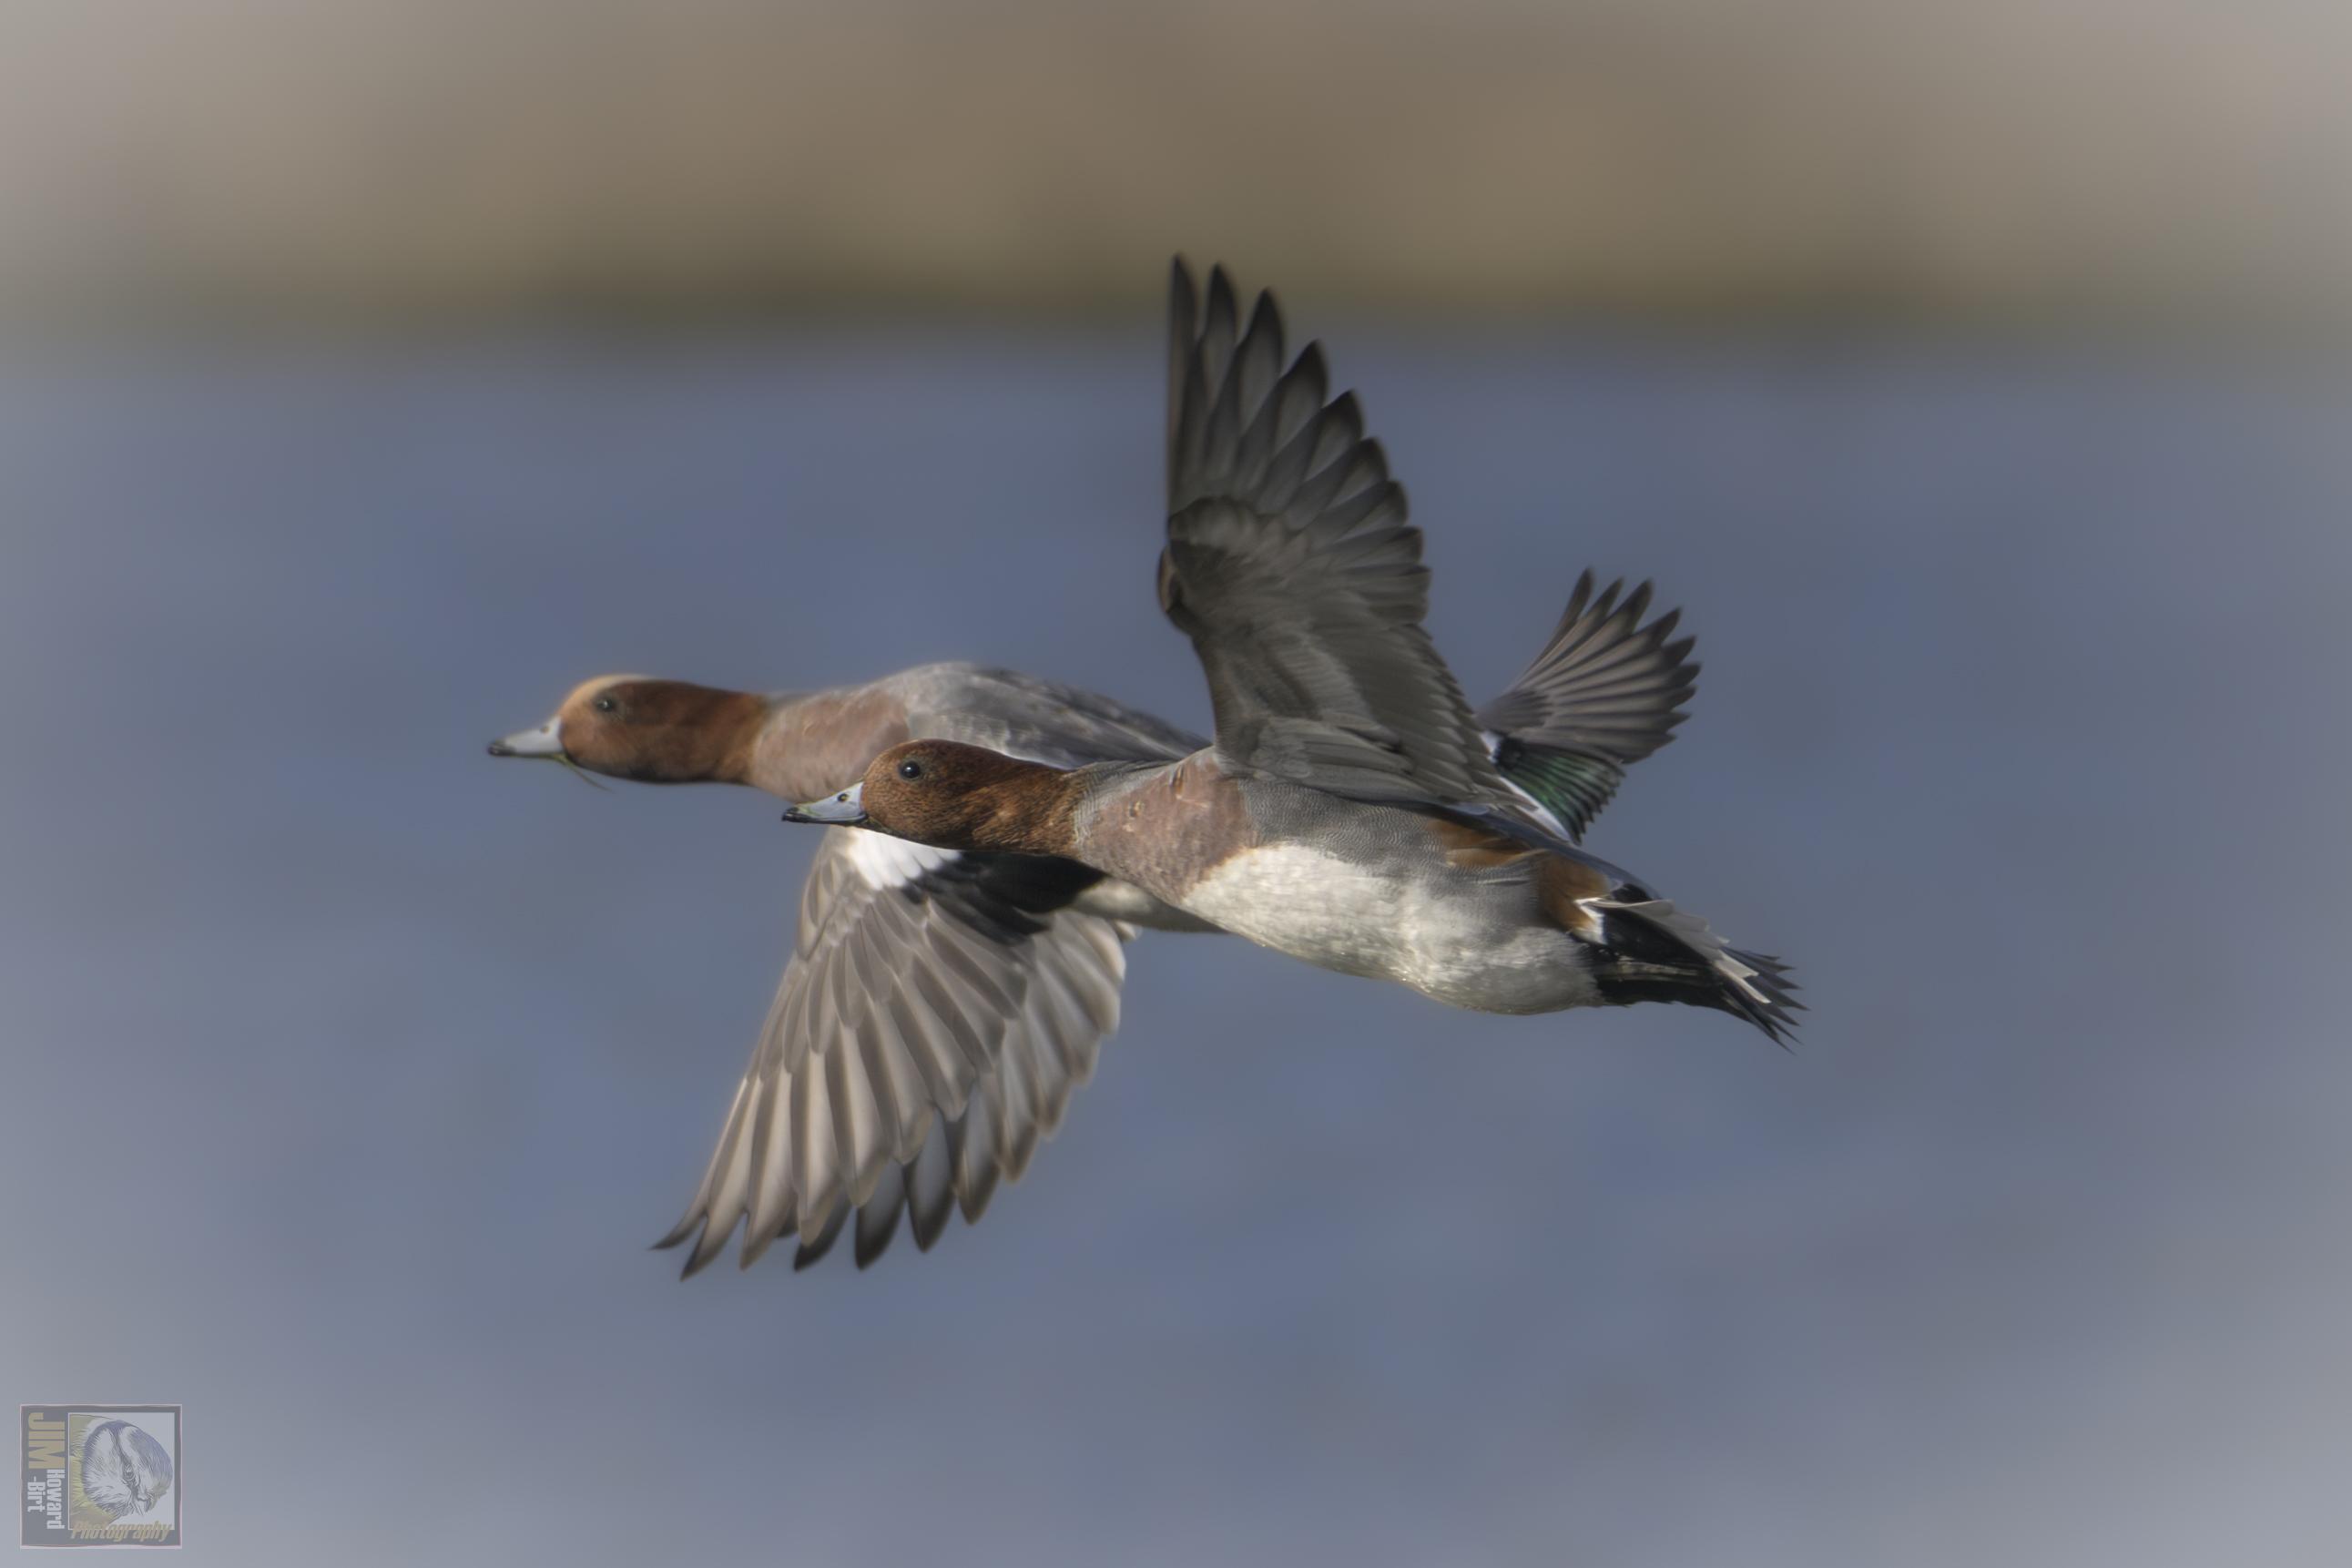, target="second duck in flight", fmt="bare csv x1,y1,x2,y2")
788,262,1797,1041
